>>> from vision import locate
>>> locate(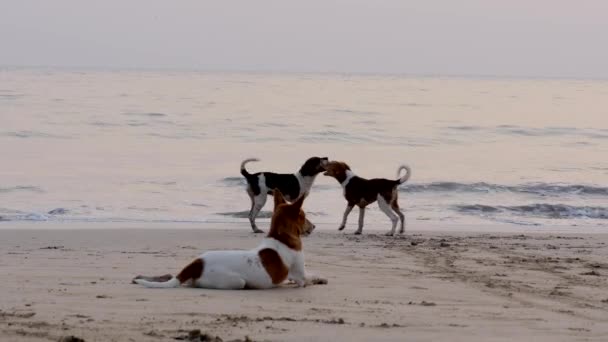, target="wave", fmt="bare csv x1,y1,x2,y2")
217,210,273,219
1,131,69,139
0,207,73,222
219,177,608,197
445,125,608,140
0,212,49,222
404,182,608,196
0,186,44,193
123,112,167,117
221,177,247,187
455,203,608,220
